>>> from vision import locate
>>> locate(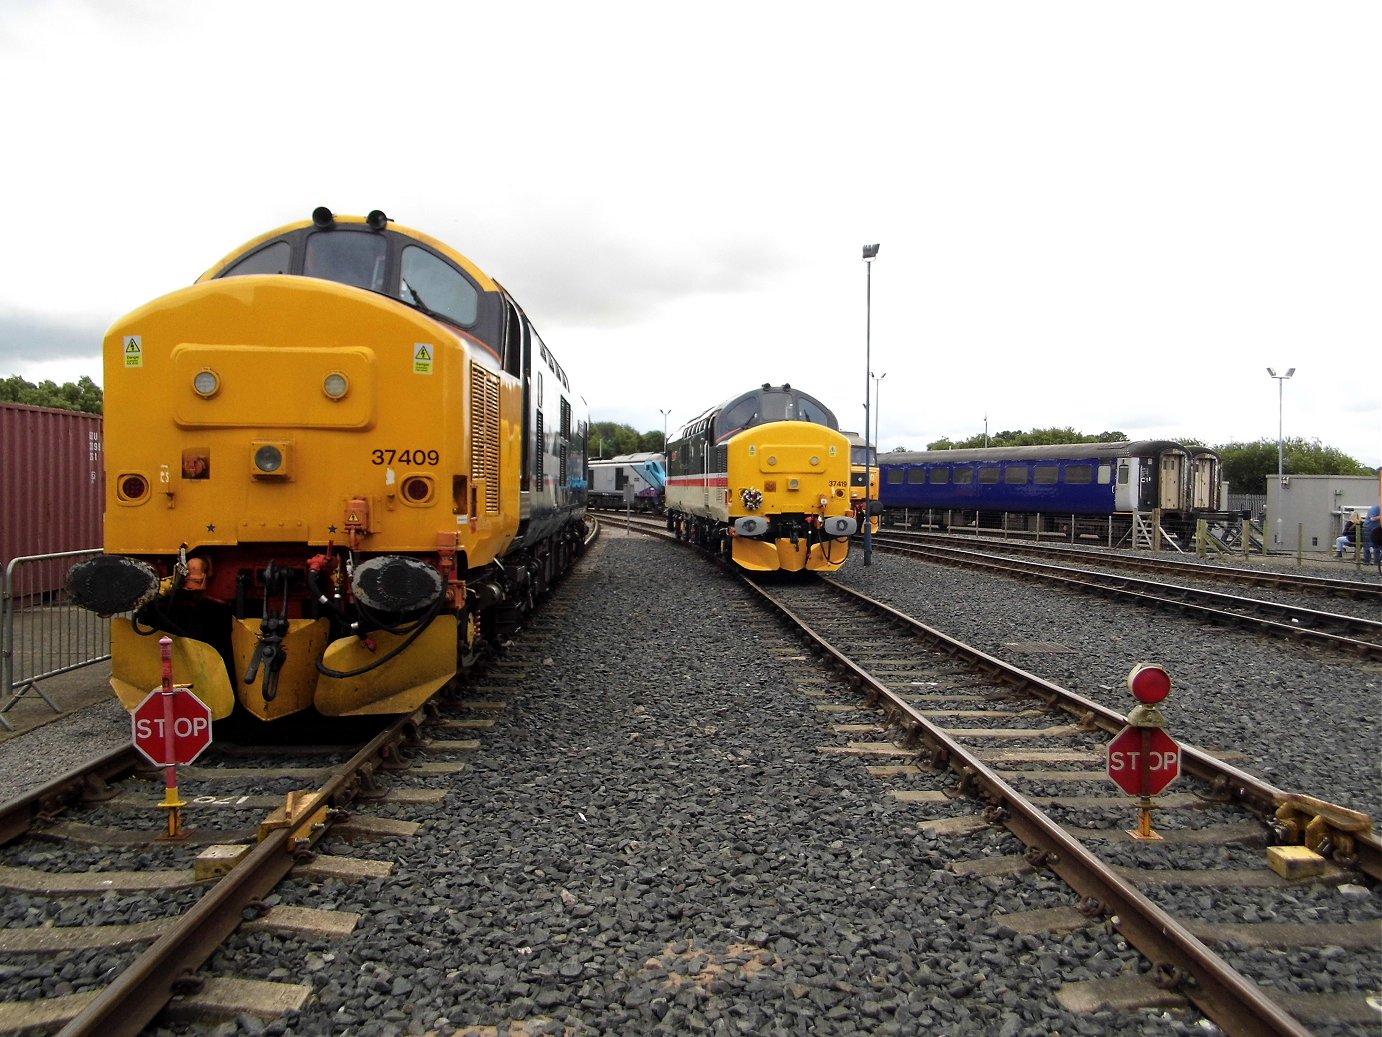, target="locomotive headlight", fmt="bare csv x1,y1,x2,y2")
323,372,349,400
251,441,291,478
192,369,220,398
